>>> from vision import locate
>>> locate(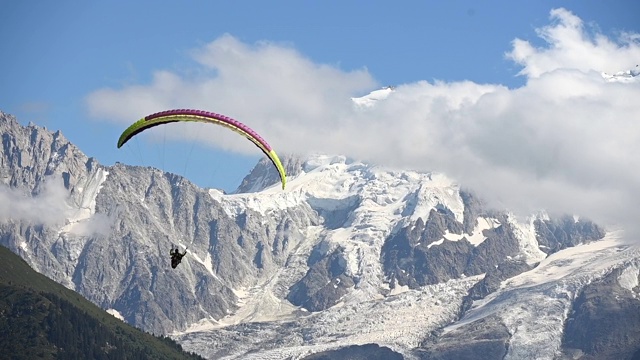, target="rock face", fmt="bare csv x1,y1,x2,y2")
234,155,304,193
418,316,511,360
382,211,523,288
303,344,405,360
535,216,606,254
287,246,355,311
5,110,639,360
560,263,640,360
1,113,105,287
0,112,321,334
458,259,535,316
